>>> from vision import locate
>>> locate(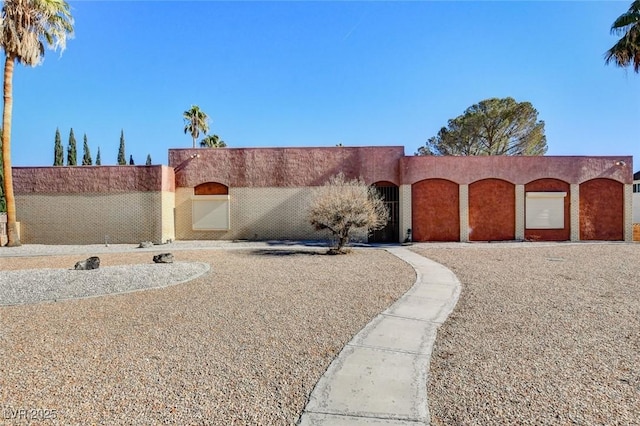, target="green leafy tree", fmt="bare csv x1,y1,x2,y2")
0,0,73,246
200,134,226,148
95,147,101,165
308,173,389,254
53,127,63,166
183,105,209,148
82,133,92,165
416,97,547,156
67,128,76,165
145,154,152,166
605,1,640,73
117,129,126,165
